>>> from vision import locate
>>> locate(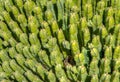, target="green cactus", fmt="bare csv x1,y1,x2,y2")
25,70,42,82
55,64,67,80
89,59,99,75
91,74,99,82
10,59,24,74
100,73,111,82
2,61,13,76
24,59,37,72
0,0,120,82
38,50,51,67
47,70,56,82
74,53,86,66
13,71,27,82
8,47,17,58
111,71,120,82
100,58,111,74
